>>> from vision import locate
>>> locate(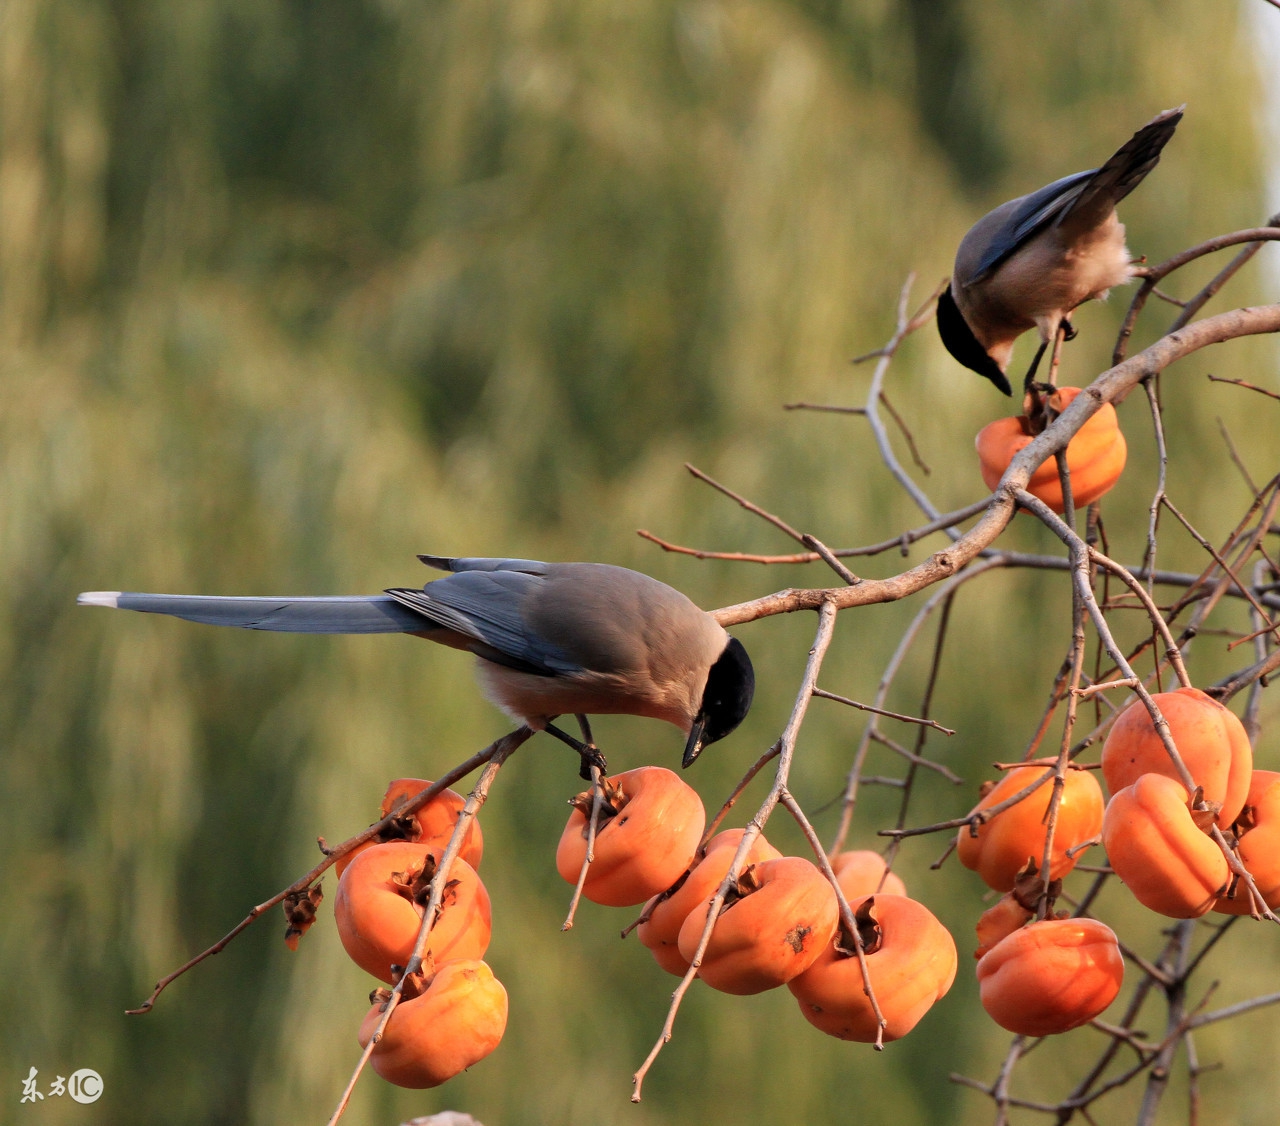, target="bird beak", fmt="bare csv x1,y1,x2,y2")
683,716,707,768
